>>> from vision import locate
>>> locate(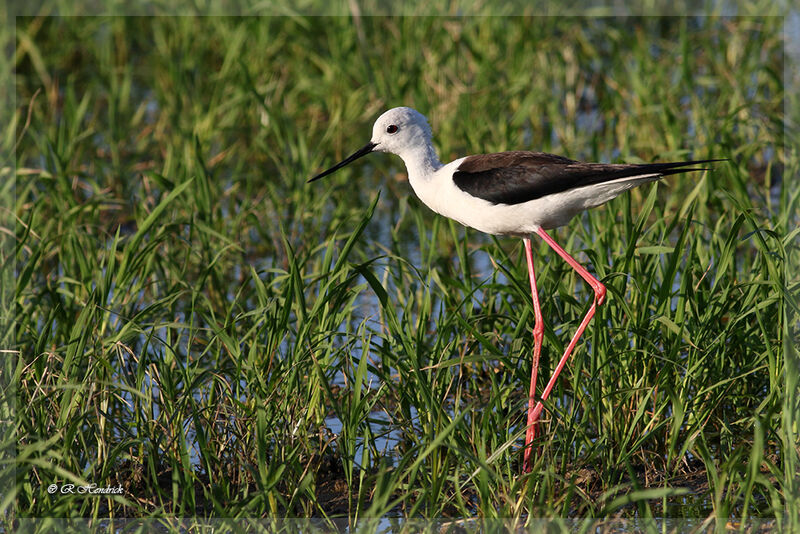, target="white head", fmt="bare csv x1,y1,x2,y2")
369,107,433,157
308,106,438,183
